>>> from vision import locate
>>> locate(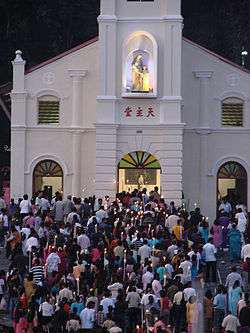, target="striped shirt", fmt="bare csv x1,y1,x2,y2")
30,265,44,283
